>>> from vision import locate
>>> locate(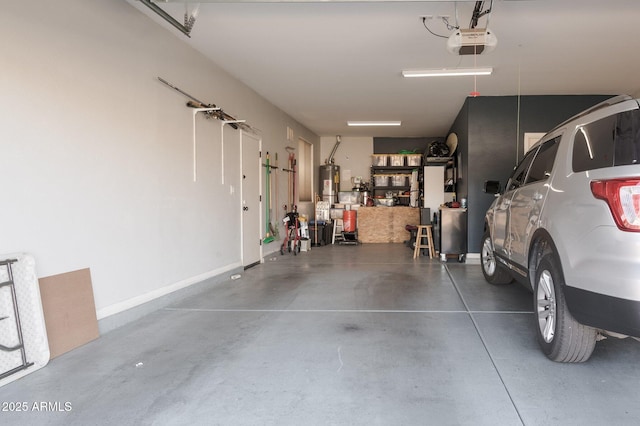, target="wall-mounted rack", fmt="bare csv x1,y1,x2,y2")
159,77,256,183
